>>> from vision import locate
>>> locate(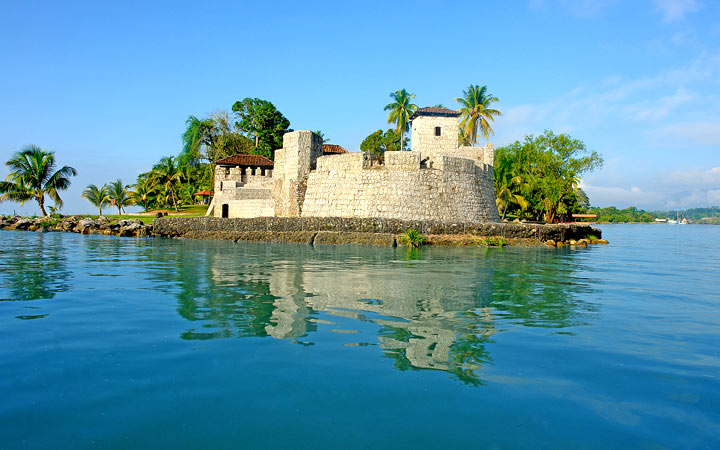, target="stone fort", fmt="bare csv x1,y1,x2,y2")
208,107,500,223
